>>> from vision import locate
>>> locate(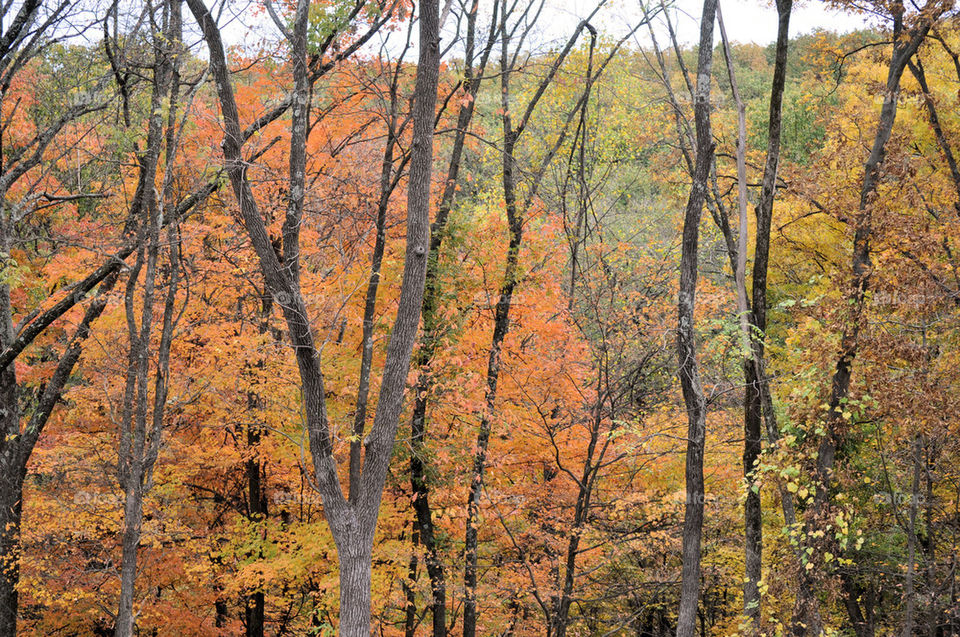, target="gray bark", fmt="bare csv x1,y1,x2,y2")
185,0,439,632
902,434,922,637
674,1,716,635
349,28,411,504
115,2,185,631
408,4,501,632
716,8,762,626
